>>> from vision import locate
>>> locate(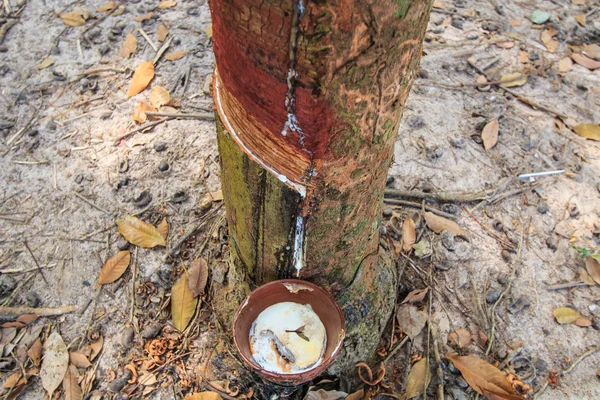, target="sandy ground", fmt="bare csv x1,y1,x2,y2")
0,0,599,399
